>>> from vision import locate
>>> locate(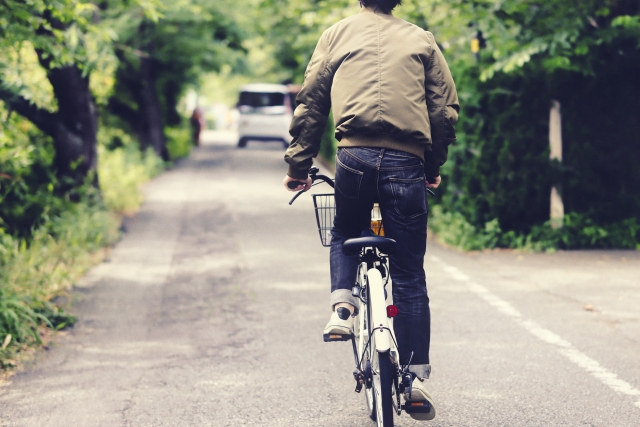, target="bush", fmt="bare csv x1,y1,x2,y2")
0,110,62,238
319,111,338,165
437,42,640,242
166,125,193,160
1,122,164,370
429,205,640,252
0,201,120,368
99,144,164,215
